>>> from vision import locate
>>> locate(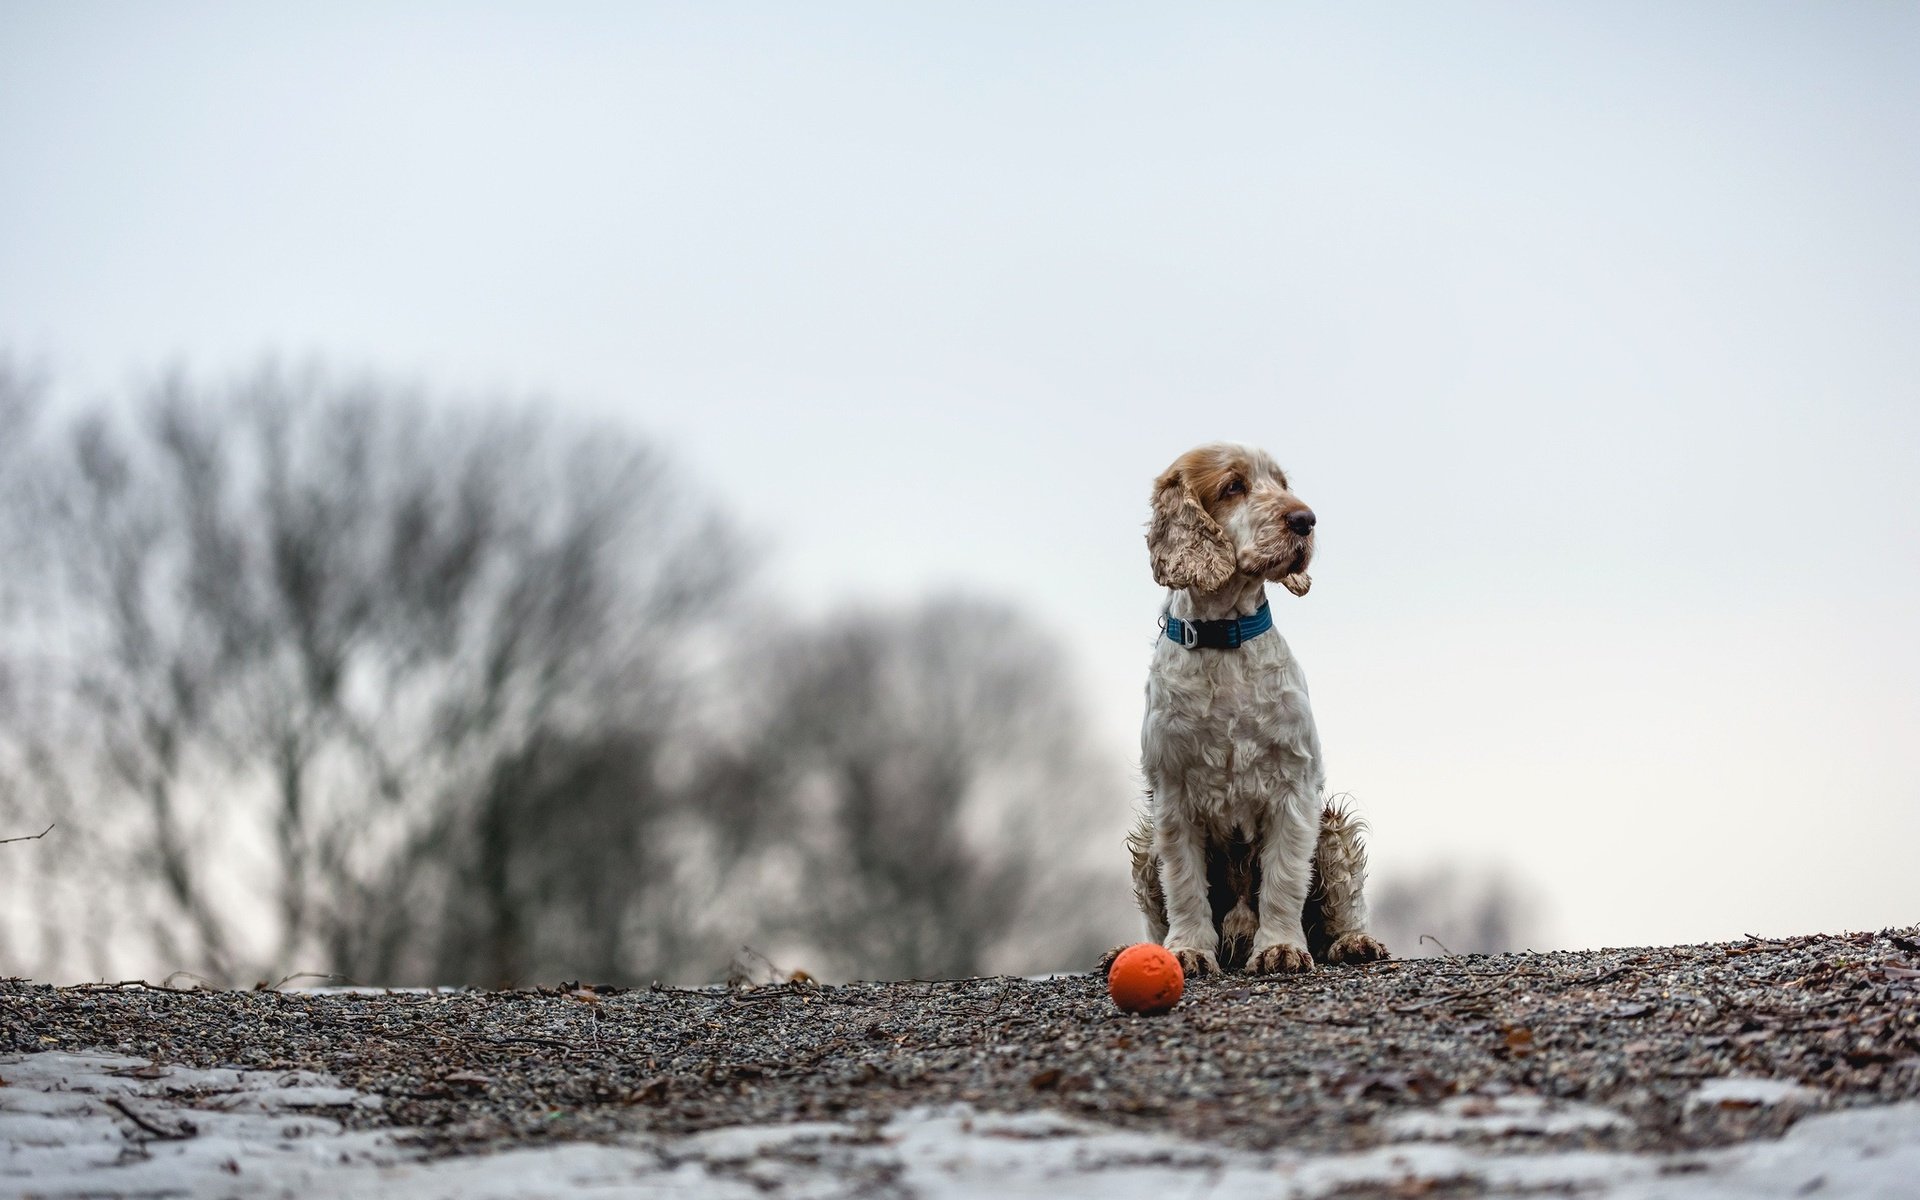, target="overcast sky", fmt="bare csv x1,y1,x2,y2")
4,1,1917,953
